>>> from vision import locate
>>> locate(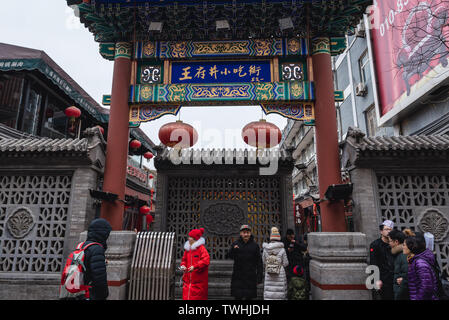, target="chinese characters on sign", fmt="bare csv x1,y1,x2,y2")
171,60,272,84
127,165,147,184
